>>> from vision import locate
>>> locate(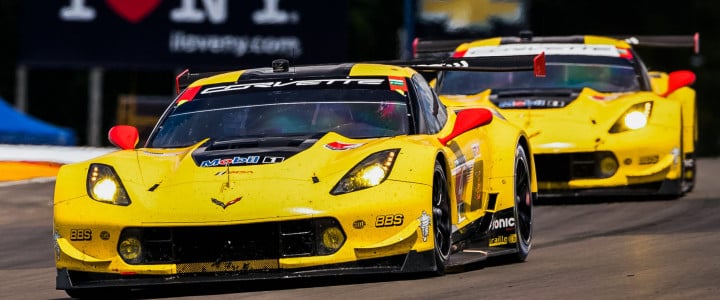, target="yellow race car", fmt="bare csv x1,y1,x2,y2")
53,59,540,297
423,33,698,198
